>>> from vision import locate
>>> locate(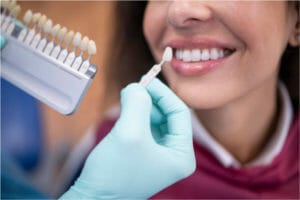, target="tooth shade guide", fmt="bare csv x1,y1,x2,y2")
139,47,173,87
79,60,90,74
10,5,20,18
24,29,36,45
30,33,41,48
23,9,33,26
2,6,98,74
